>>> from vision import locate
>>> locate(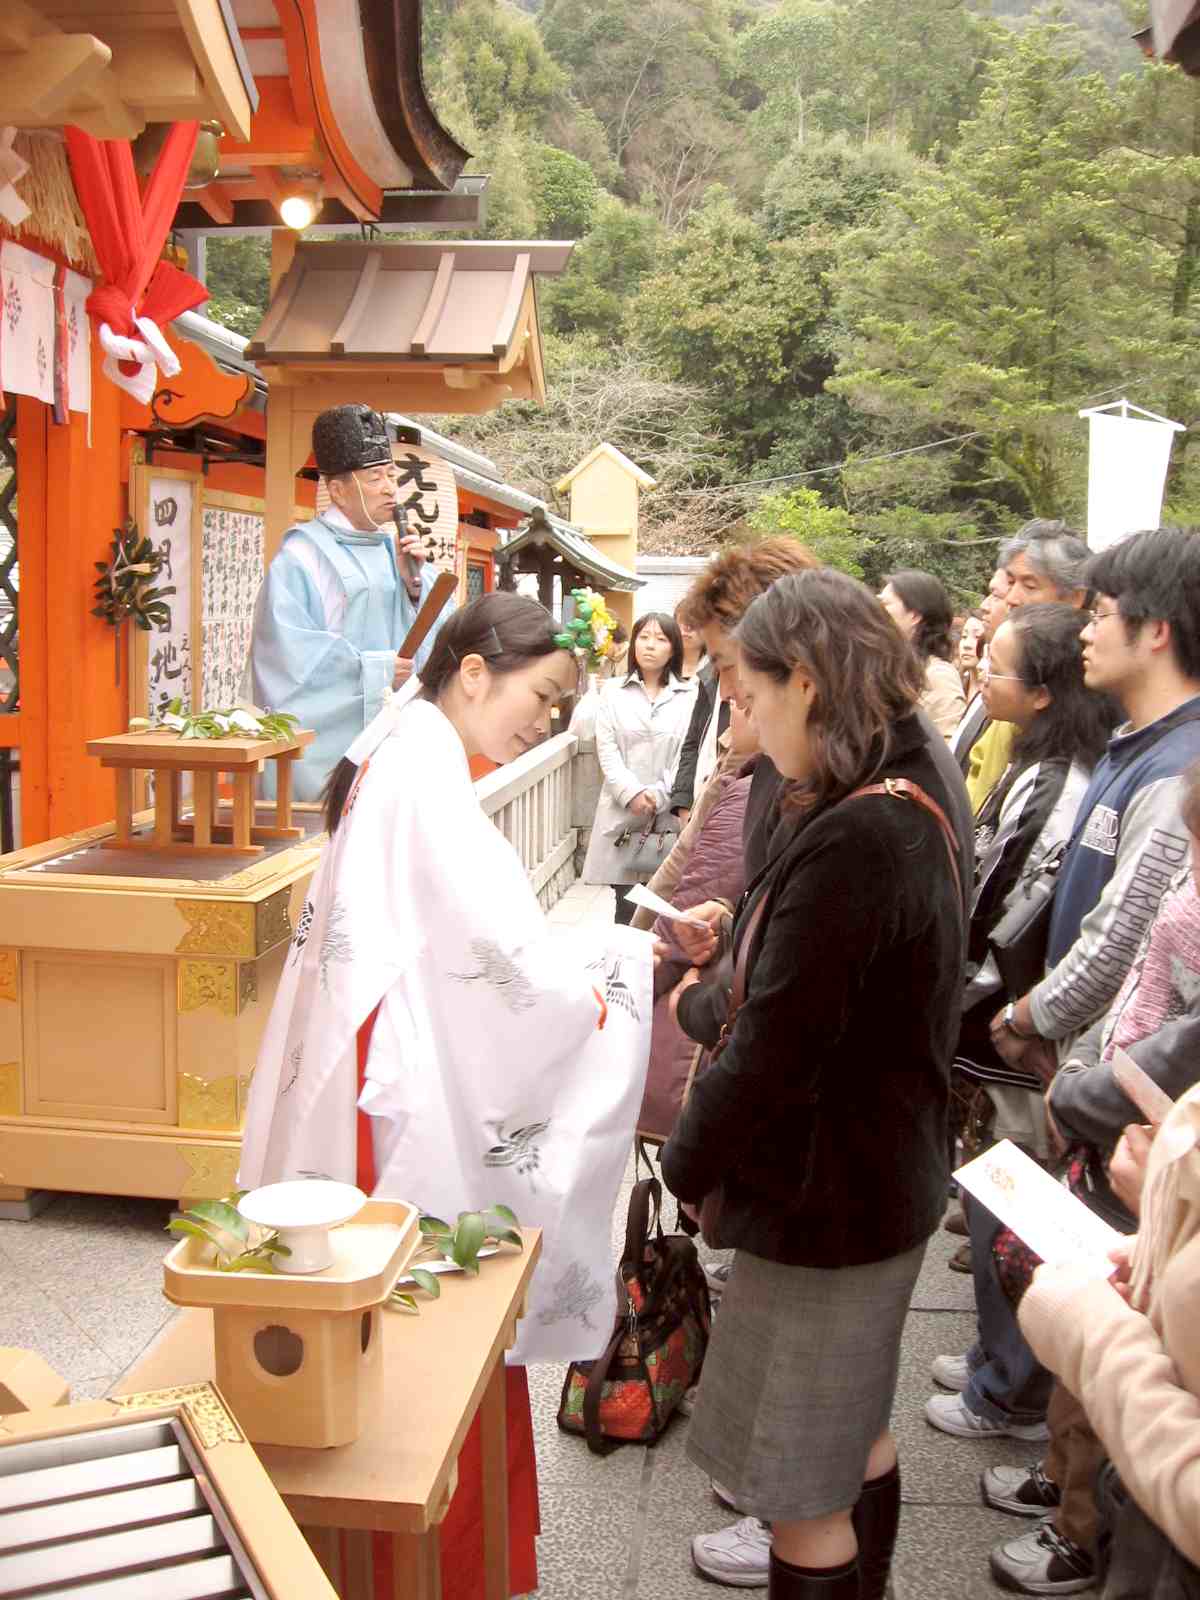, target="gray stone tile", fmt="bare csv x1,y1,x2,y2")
69,1374,120,1402
56,1286,177,1370
892,1502,1016,1599
528,1361,649,1487
0,1271,115,1387
911,1220,978,1312
634,1444,732,1599
533,1476,639,1598
891,1309,1039,1505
